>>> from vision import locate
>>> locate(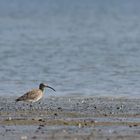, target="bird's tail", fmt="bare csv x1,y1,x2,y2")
15,98,20,102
